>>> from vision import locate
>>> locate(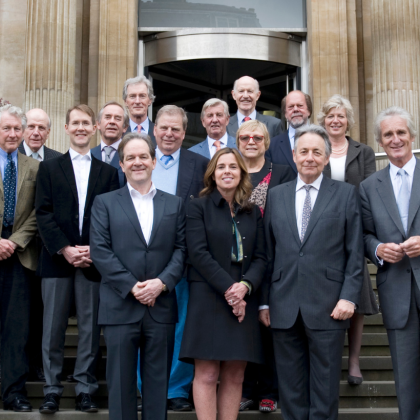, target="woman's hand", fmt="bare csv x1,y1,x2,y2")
225,282,248,305
232,300,246,323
